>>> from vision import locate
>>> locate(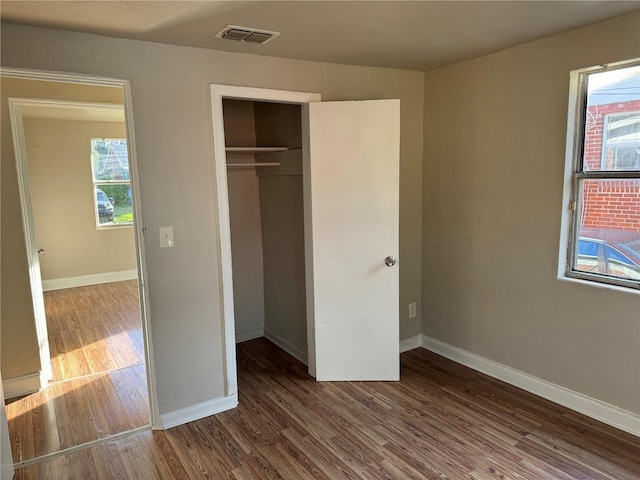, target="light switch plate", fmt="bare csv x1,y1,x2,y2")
159,226,174,248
